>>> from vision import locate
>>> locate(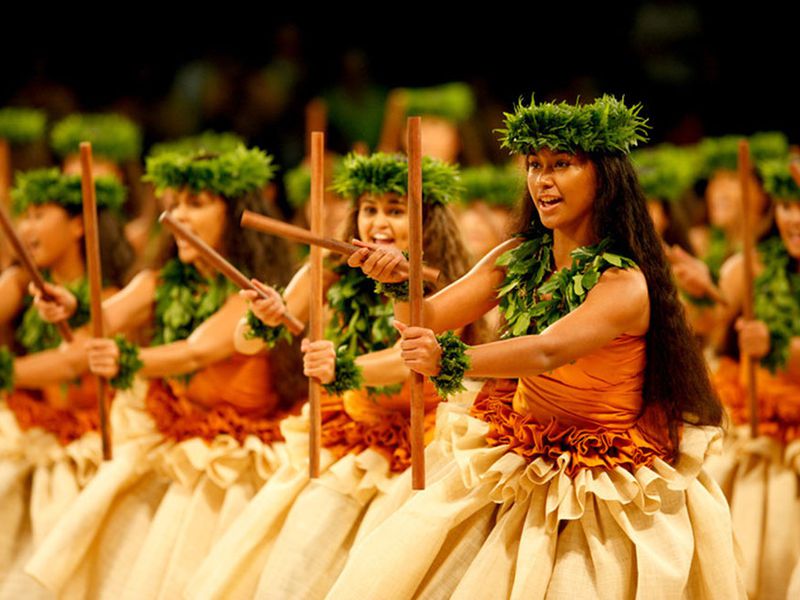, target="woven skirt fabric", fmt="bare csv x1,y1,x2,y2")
326,399,746,600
